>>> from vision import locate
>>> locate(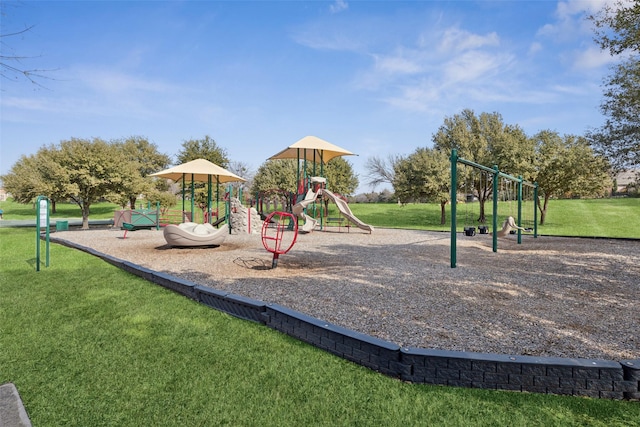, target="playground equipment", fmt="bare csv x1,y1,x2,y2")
290,177,373,233
163,222,227,247
321,189,373,233
261,211,298,268
496,216,526,238
149,158,245,228
266,135,371,234
114,202,160,229
450,149,538,268
255,189,294,221
114,202,161,238
293,188,320,232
